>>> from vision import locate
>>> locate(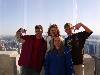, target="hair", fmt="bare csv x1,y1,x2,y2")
52,36,64,53
47,24,60,36
64,23,72,29
35,25,43,30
